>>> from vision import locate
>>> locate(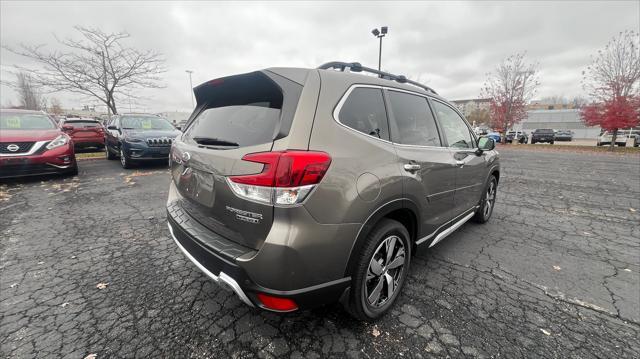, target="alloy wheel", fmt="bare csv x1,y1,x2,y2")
365,235,406,308
484,180,496,218
120,149,126,167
